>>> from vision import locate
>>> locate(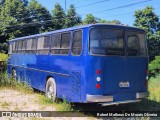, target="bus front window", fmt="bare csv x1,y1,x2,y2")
89,28,125,56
